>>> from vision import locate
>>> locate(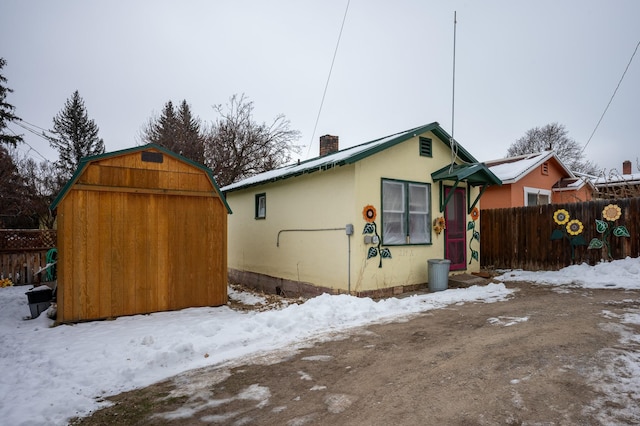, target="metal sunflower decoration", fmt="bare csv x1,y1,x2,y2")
467,207,480,264
588,203,630,259
362,205,391,268
551,208,586,261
